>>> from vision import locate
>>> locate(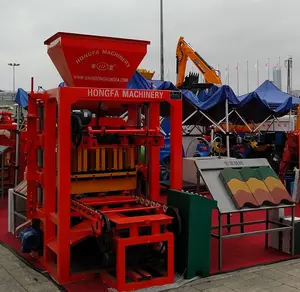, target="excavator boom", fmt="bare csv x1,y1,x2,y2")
176,36,222,88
